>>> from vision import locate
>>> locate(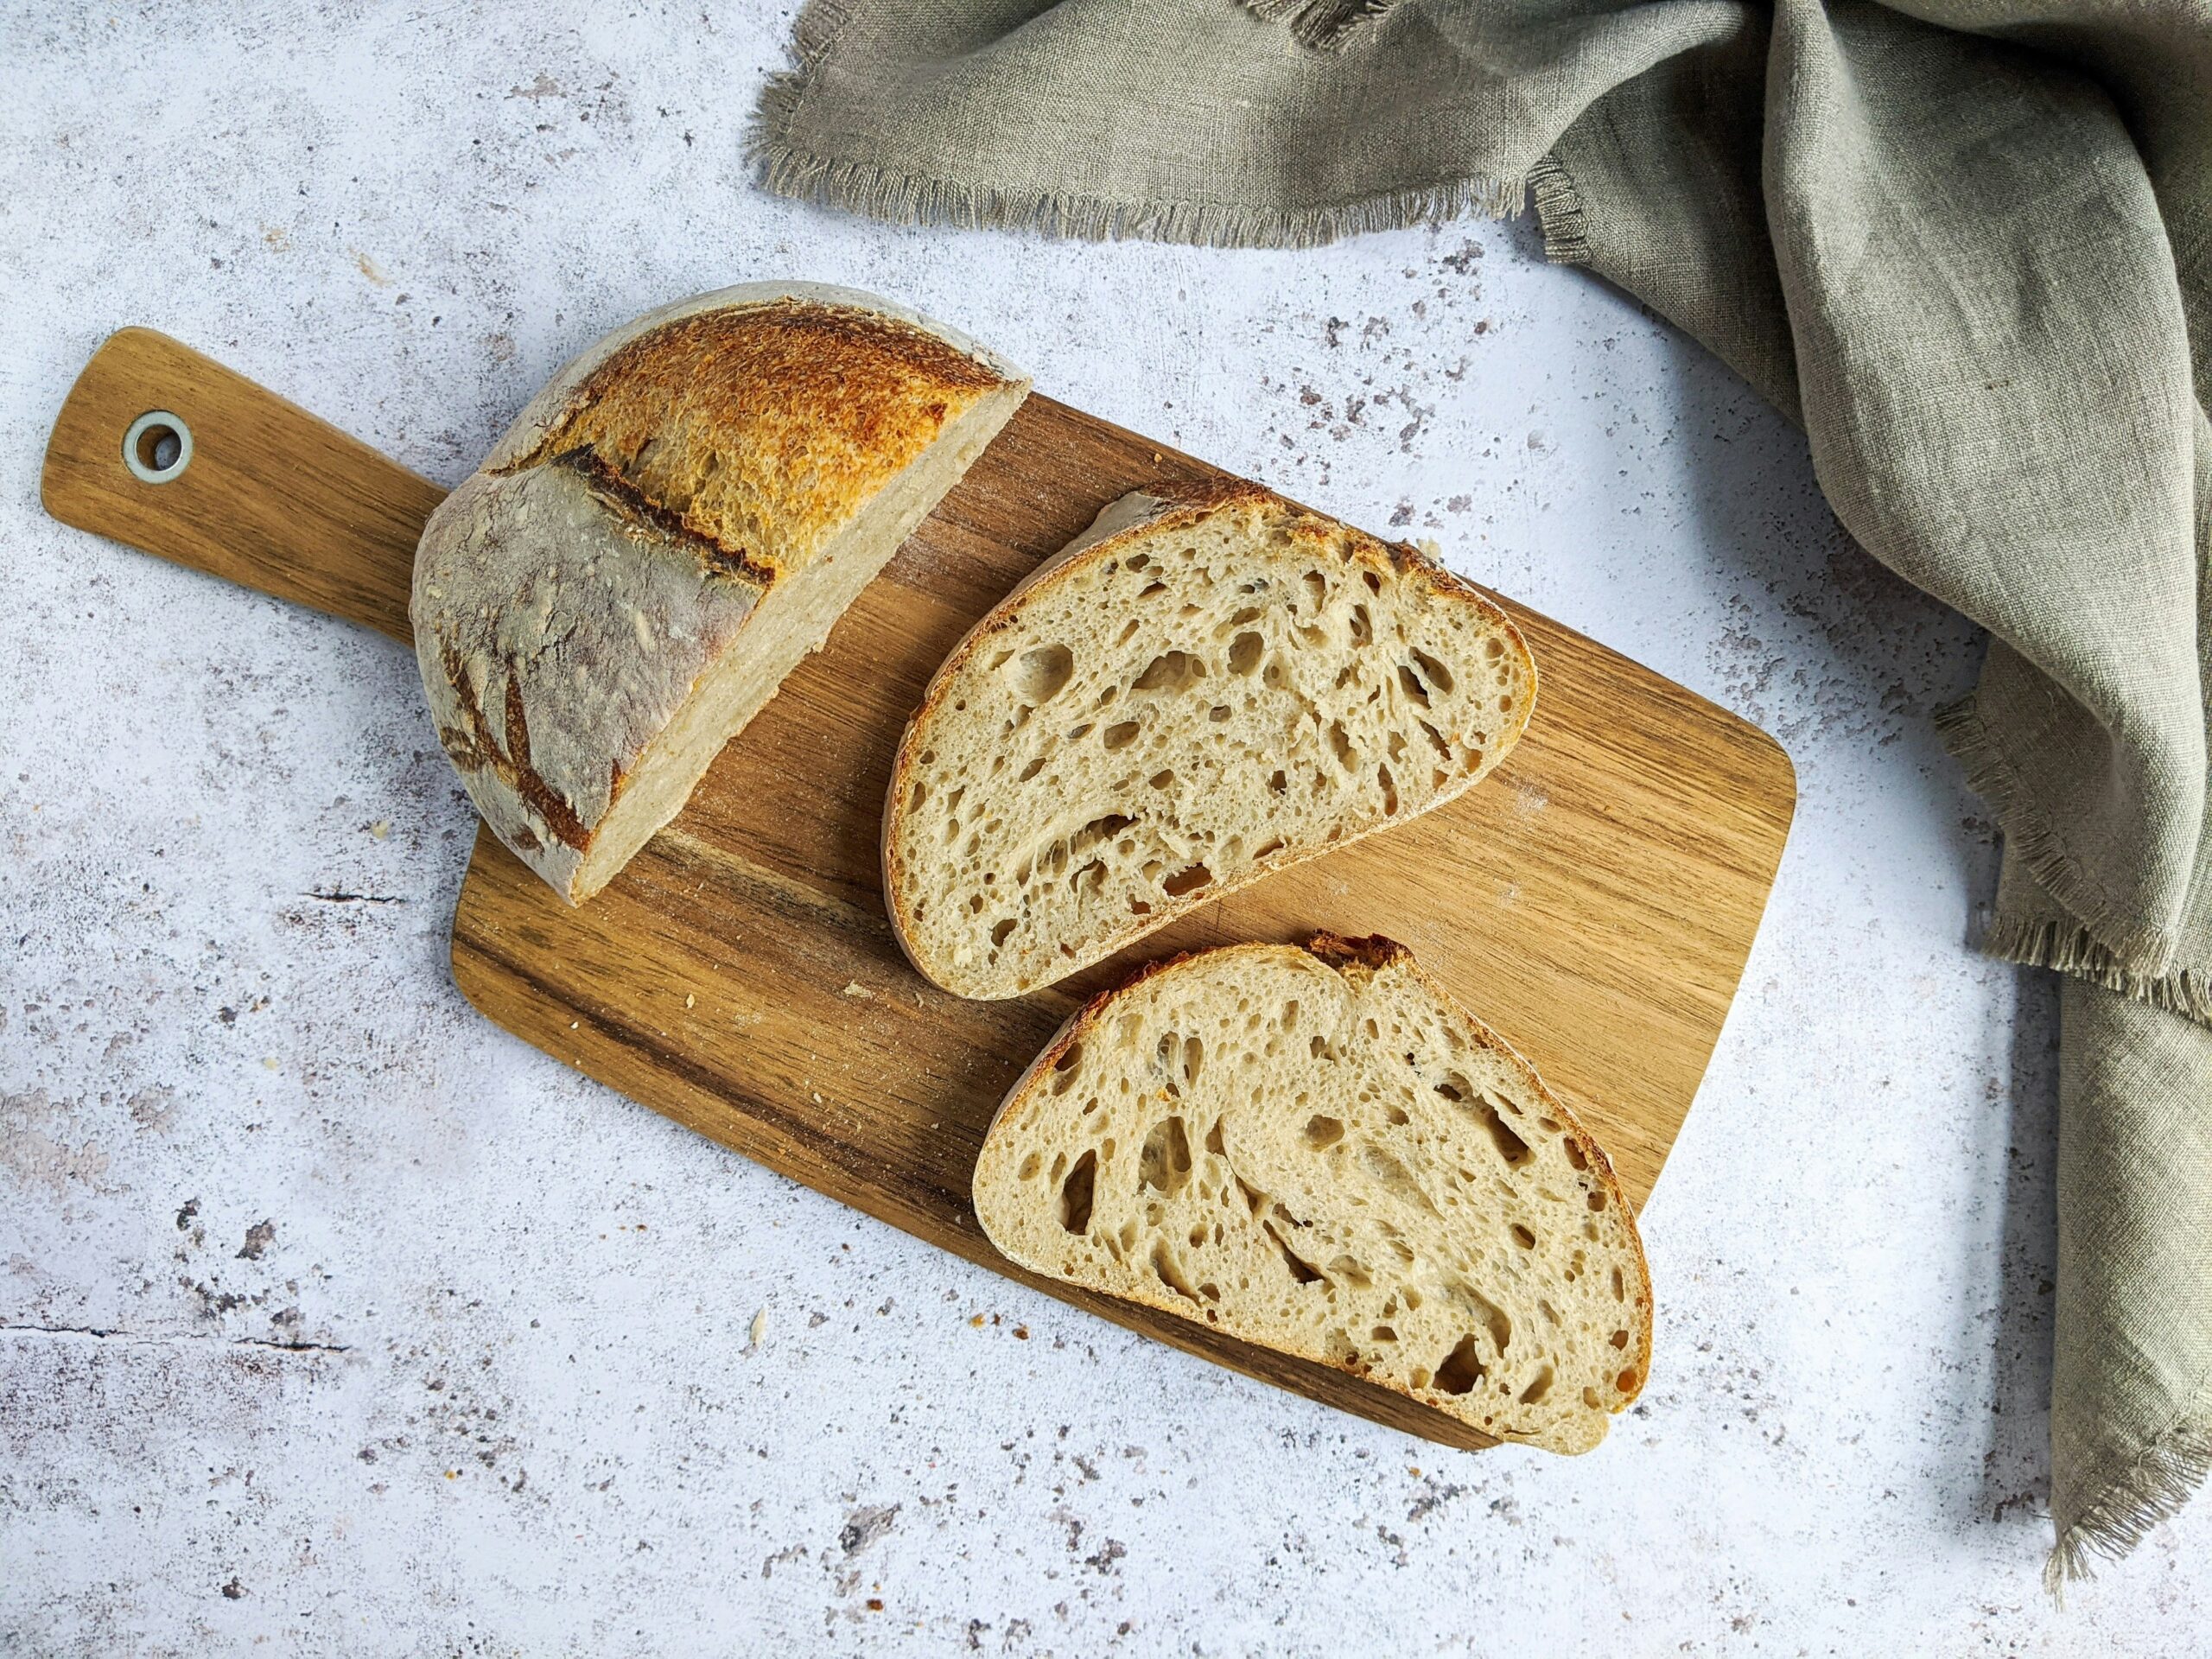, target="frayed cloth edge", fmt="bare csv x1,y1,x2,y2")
1934,695,2180,982
747,0,1521,249
2048,1383,2212,1599
748,143,1524,250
